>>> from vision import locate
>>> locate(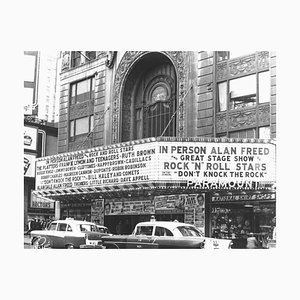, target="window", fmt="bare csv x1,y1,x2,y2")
143,81,175,138
217,51,252,61
229,75,256,110
217,51,229,62
69,115,94,142
57,223,67,231
49,222,57,231
67,225,73,232
70,77,95,104
217,72,270,112
258,71,270,103
85,51,96,61
154,226,173,236
136,226,153,236
176,226,202,237
259,126,270,139
211,202,275,245
217,82,227,112
79,224,97,232
229,129,256,139
71,51,81,68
